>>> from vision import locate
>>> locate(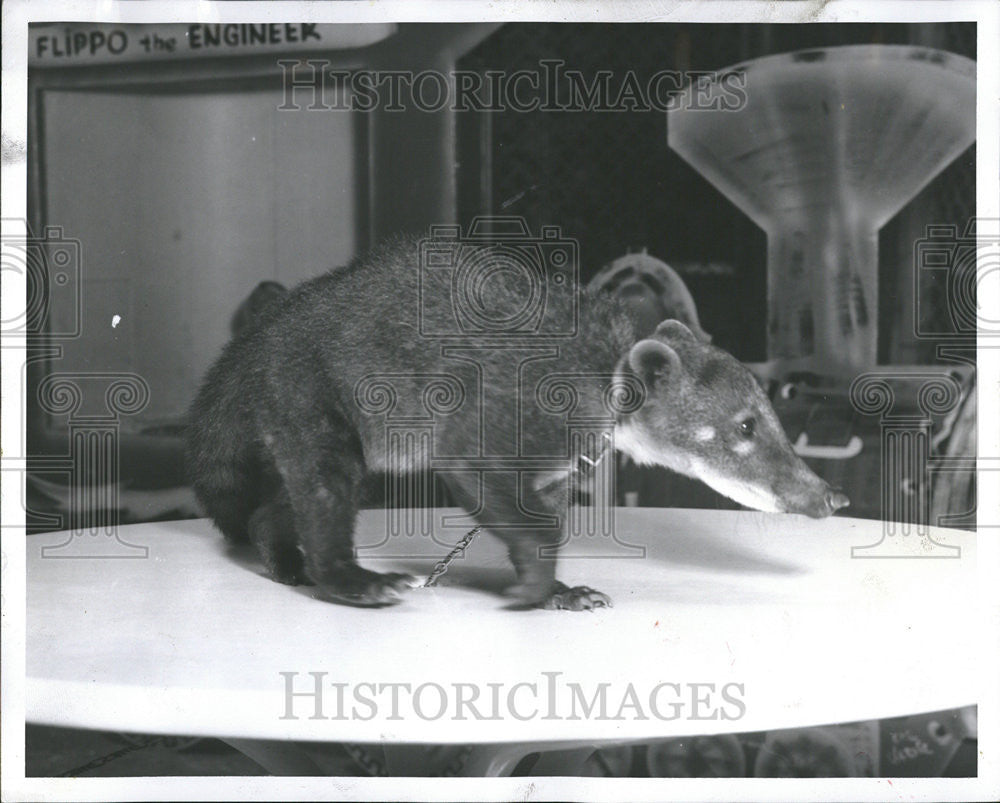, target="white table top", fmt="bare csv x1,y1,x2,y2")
27,508,977,744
